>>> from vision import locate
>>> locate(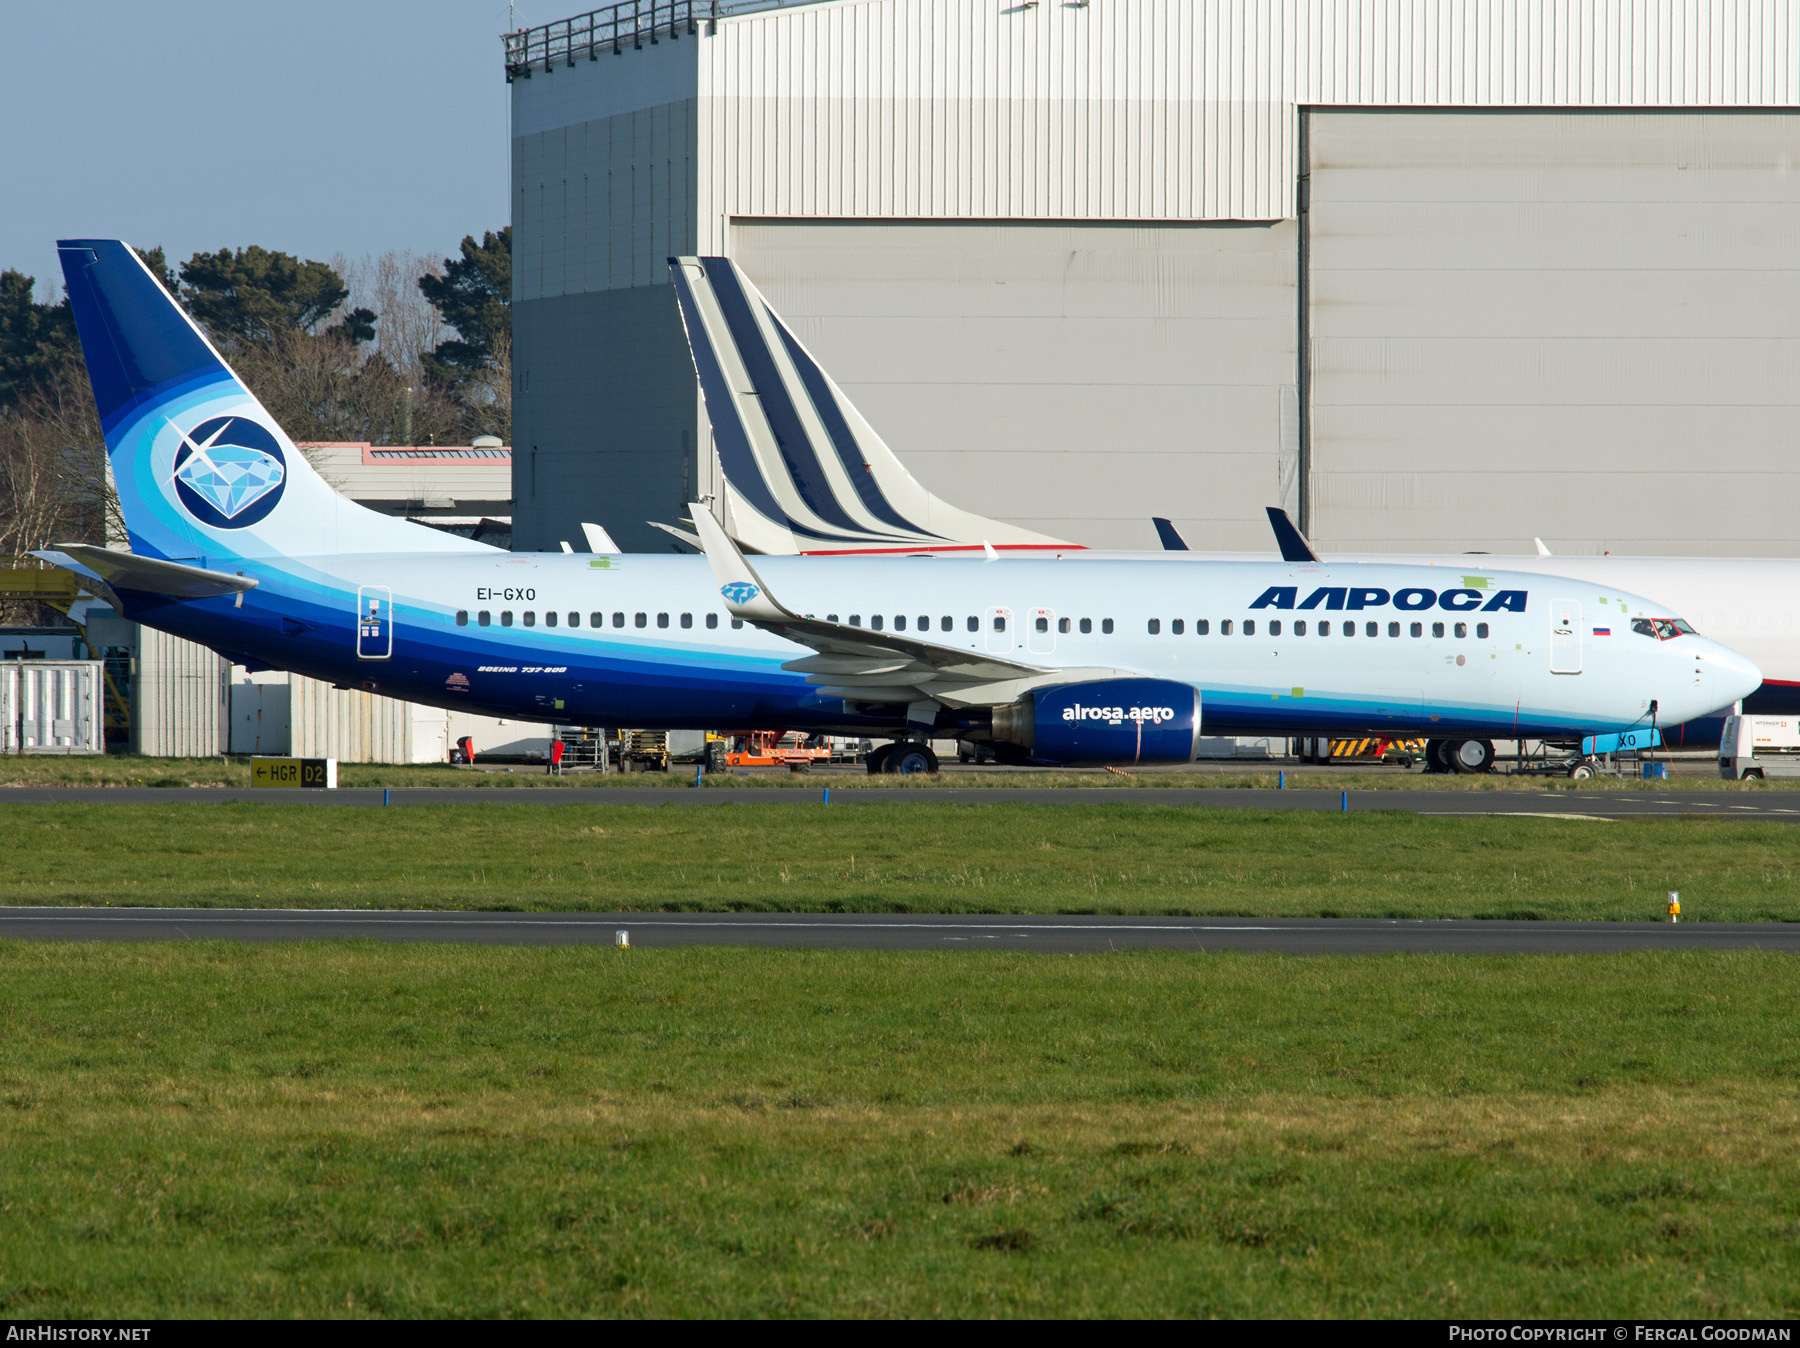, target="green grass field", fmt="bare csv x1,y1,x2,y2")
1,943,1795,1317
0,753,1787,791
2,802,1798,921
